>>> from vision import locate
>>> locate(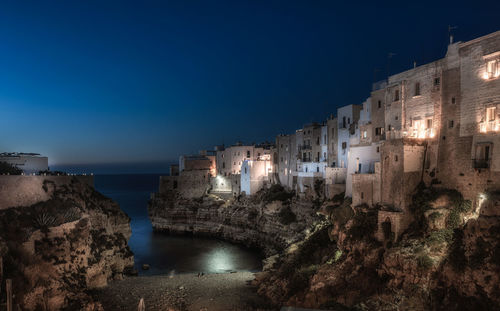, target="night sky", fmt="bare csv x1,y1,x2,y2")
0,1,498,173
